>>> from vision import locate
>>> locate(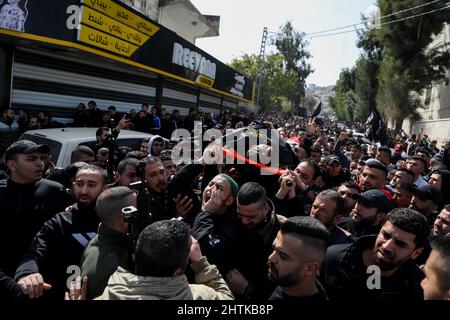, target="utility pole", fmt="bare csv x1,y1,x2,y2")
256,27,268,109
